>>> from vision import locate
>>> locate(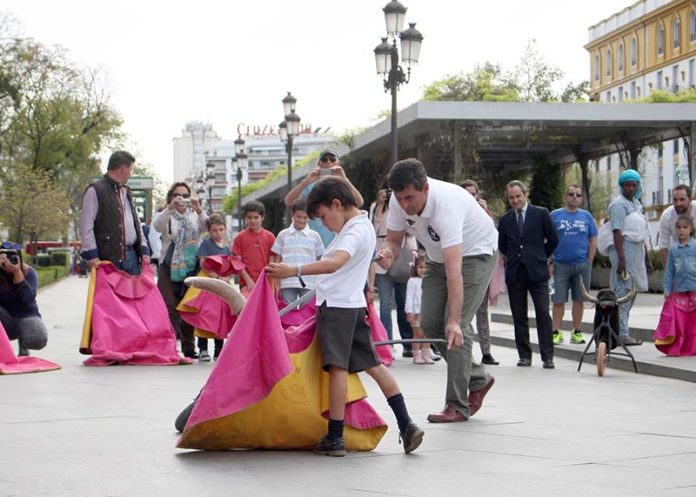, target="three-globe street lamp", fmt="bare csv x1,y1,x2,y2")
374,1,423,167
279,92,301,225
234,135,248,231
